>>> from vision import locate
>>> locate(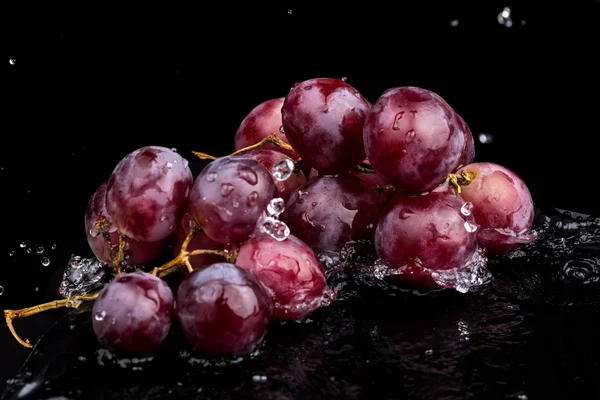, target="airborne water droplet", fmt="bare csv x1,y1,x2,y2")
341,76,347,82
252,375,268,383
9,58,16,65
464,221,478,233
35,245,44,254
267,198,285,217
9,251,15,257
262,217,290,241
0,286,4,295
478,133,494,144
41,257,50,267
20,242,27,248
51,244,57,250
272,159,294,181
425,349,434,356
95,310,106,321
171,147,177,152
450,19,459,27
26,248,32,254
287,9,292,14
461,202,474,216
206,172,217,182
497,6,513,27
